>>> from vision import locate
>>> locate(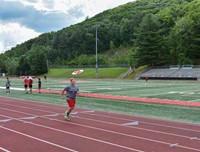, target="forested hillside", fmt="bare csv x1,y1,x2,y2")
0,0,199,76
